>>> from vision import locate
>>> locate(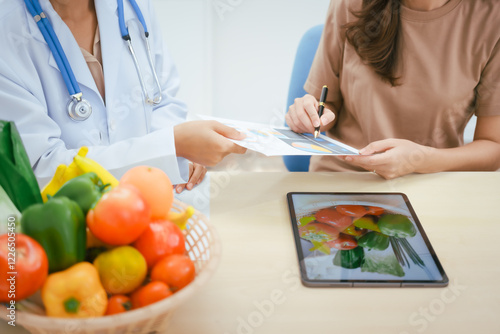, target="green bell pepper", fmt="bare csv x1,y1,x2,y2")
21,196,86,272
0,121,42,212
333,246,365,269
378,214,417,238
358,231,390,251
53,172,107,215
